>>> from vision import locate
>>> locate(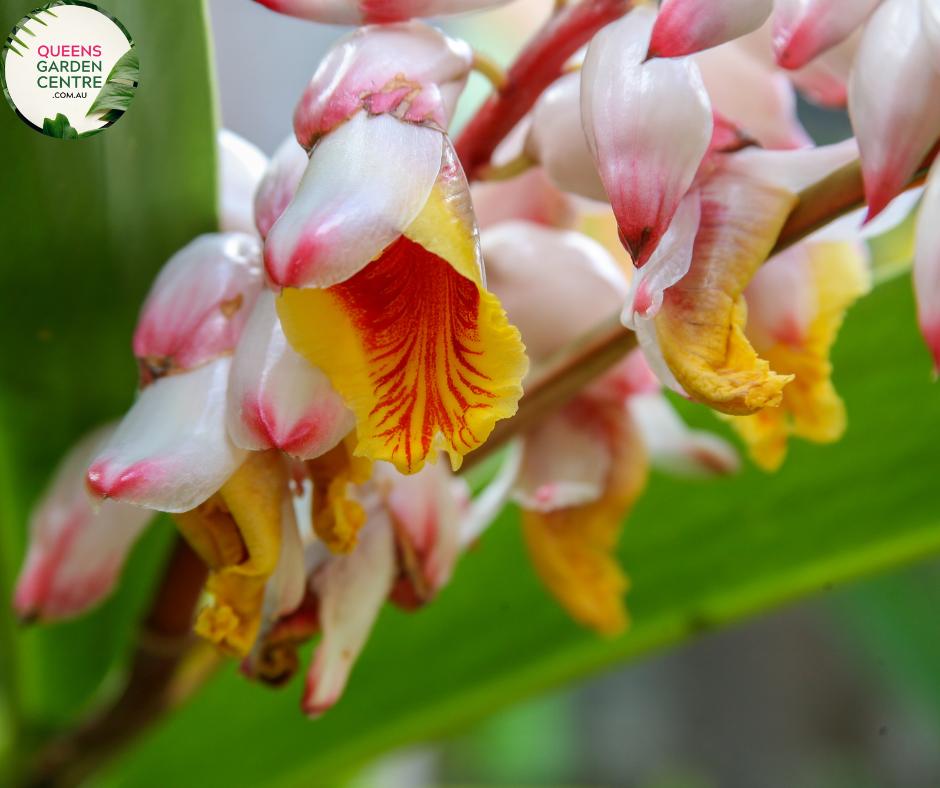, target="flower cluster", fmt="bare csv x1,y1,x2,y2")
14,0,940,717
